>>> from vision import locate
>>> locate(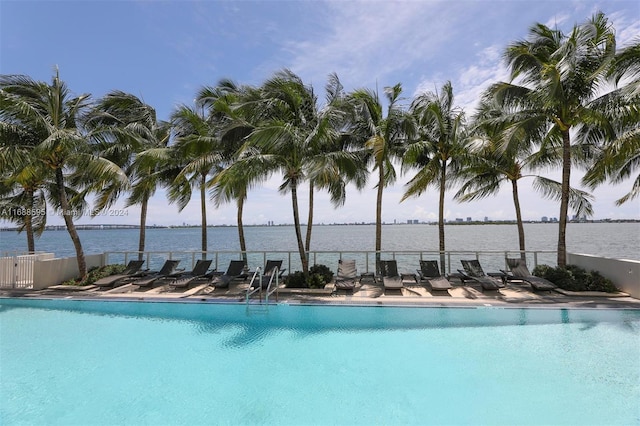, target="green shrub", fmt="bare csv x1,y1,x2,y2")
307,273,326,289
532,264,618,293
309,264,333,285
284,264,333,289
285,271,308,288
61,264,126,286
